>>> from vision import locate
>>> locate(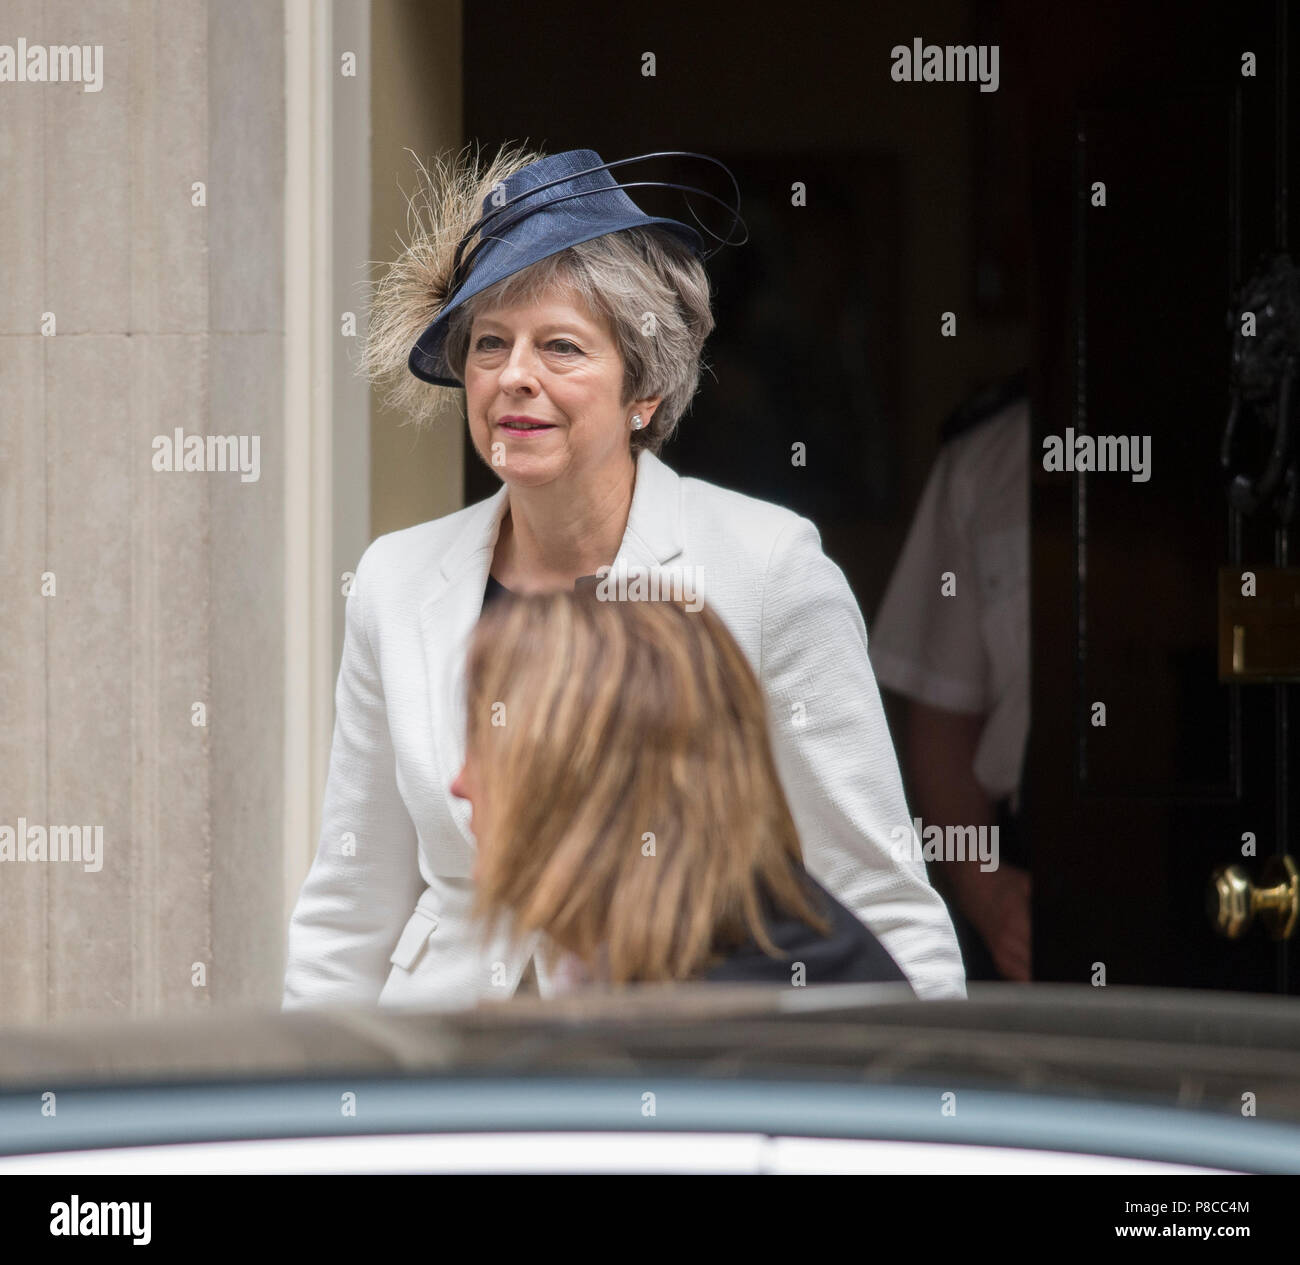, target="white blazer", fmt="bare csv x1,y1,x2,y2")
282,450,967,1009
